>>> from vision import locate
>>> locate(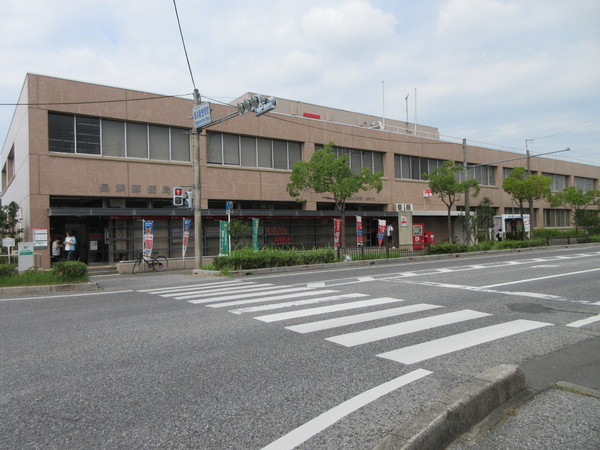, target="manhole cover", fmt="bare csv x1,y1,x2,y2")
507,303,555,314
